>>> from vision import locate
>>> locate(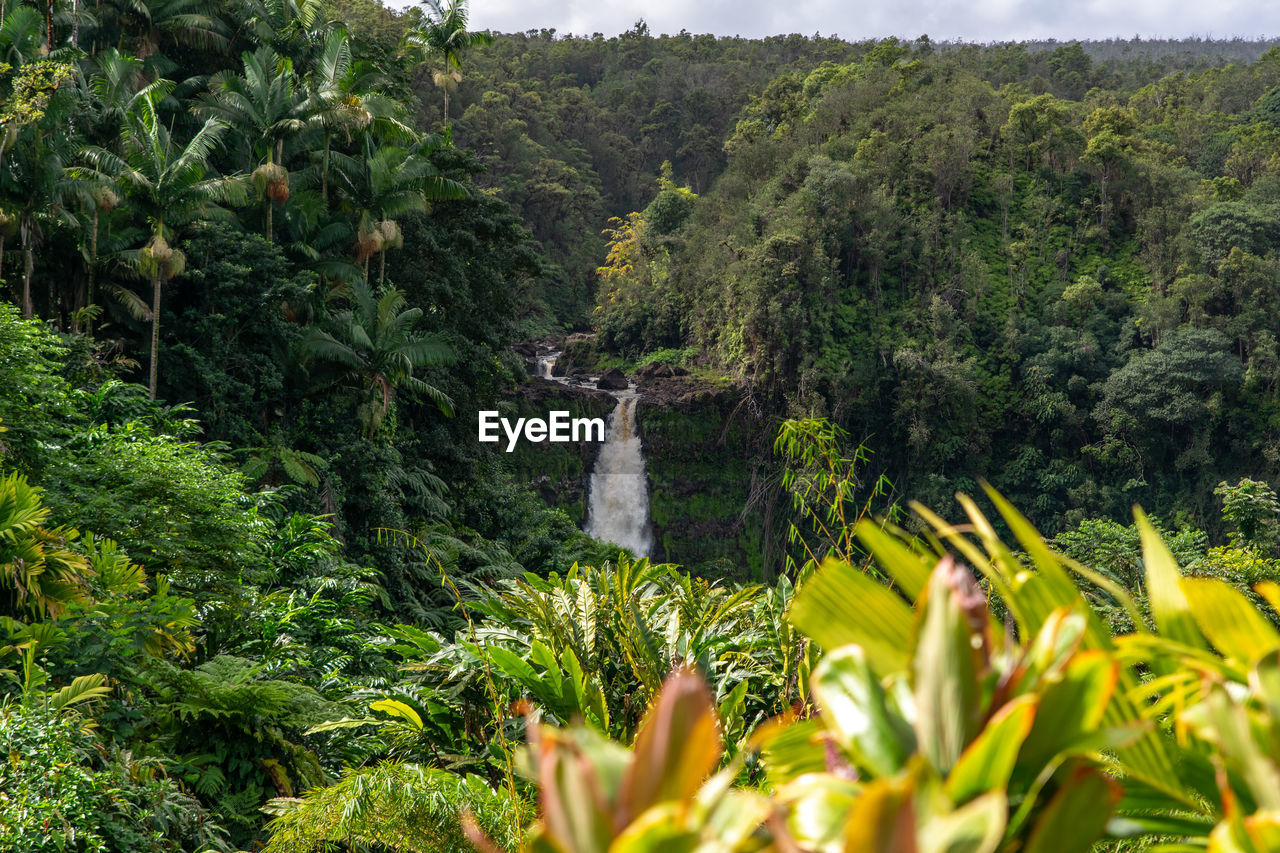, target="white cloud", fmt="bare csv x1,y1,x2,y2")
421,0,1280,41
